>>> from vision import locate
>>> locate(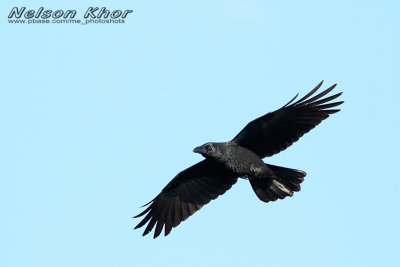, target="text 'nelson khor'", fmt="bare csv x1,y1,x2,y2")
8,7,133,19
